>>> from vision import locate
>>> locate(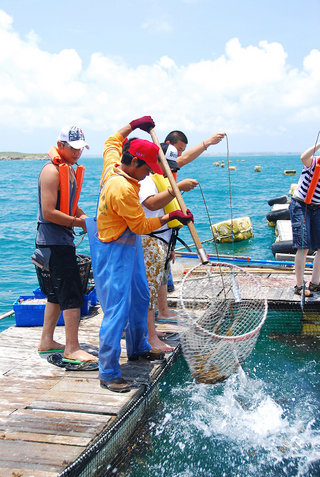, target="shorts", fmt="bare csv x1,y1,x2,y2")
289,199,320,250
39,245,83,310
